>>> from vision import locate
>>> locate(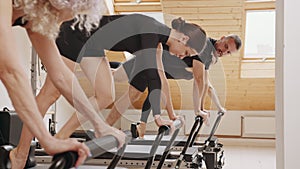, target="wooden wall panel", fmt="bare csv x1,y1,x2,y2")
161,0,275,110
115,0,160,2
114,0,162,13
114,3,162,12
